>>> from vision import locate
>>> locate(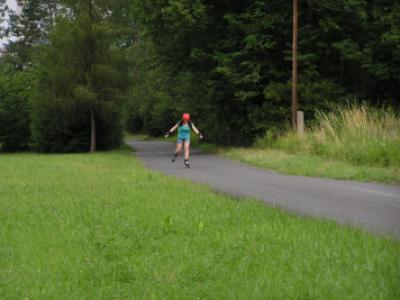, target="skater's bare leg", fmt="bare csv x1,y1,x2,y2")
184,141,191,167
172,142,182,162
175,142,183,155
184,141,190,161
